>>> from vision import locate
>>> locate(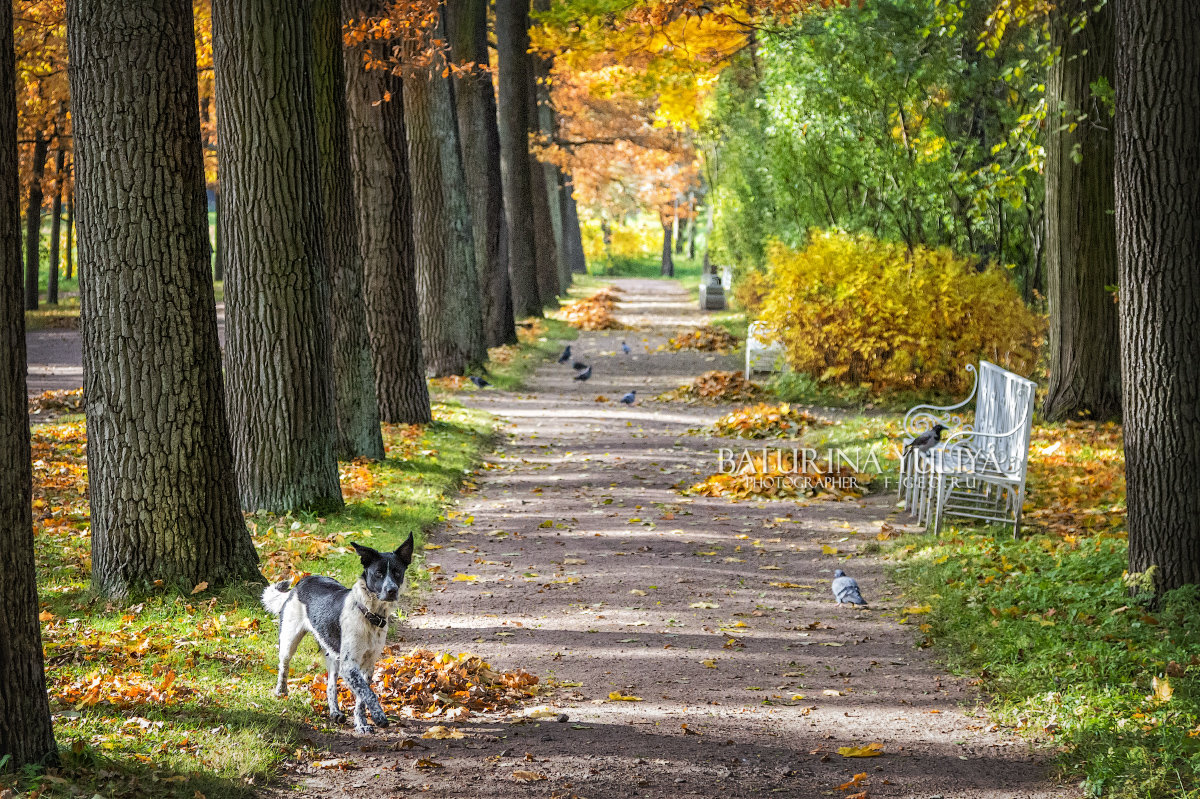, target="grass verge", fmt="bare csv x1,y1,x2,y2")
5,401,496,799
